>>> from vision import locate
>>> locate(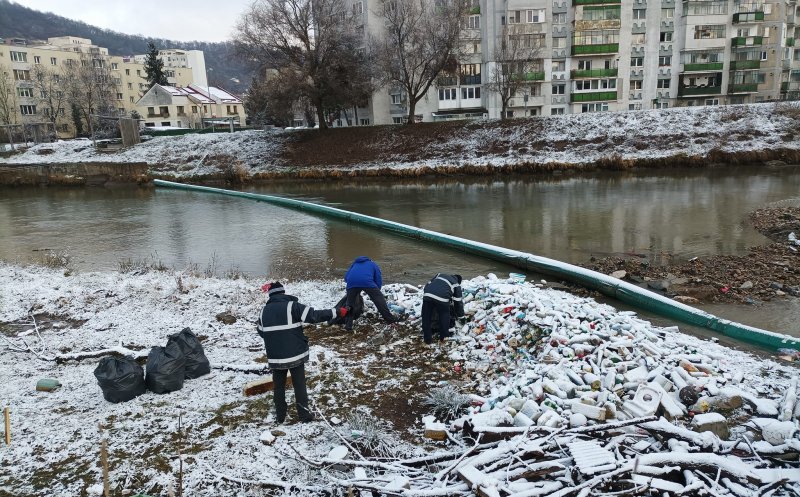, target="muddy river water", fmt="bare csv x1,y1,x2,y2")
1,165,799,341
